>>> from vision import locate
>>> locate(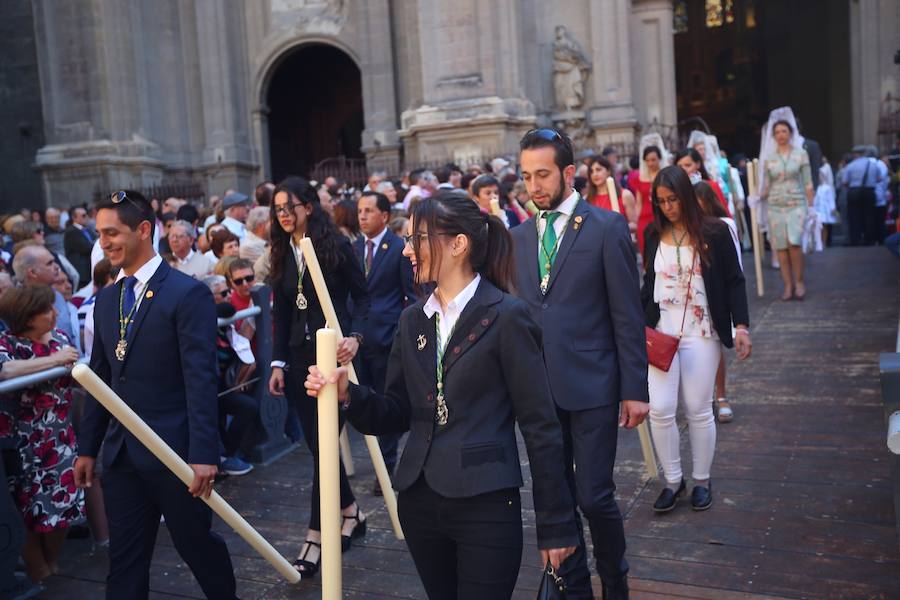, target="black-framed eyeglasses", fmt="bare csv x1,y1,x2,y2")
274,203,302,216
231,274,255,286
523,128,564,142
654,197,680,207
403,232,429,246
